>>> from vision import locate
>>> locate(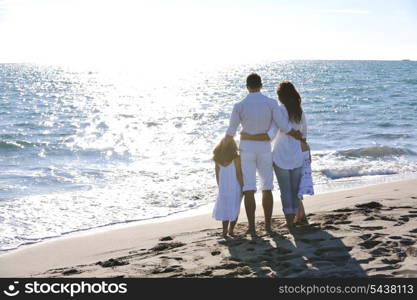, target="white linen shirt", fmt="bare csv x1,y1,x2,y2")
226,92,292,153
268,107,307,170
